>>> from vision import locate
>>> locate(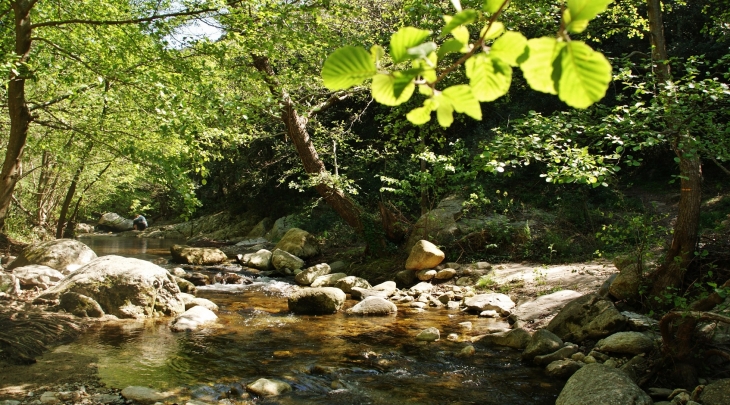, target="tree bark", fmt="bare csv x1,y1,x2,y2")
0,0,36,231
56,166,82,238
252,55,363,233
645,0,703,297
